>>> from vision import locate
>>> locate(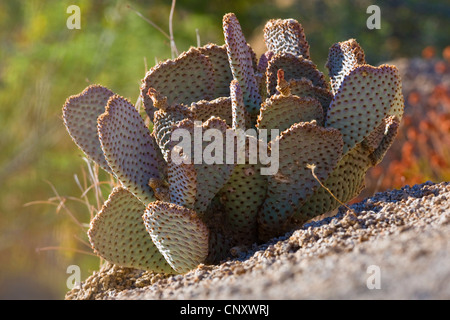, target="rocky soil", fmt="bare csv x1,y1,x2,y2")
66,181,450,300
